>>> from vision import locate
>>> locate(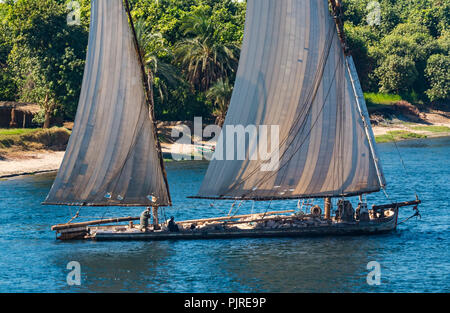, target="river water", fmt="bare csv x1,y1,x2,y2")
0,137,449,293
